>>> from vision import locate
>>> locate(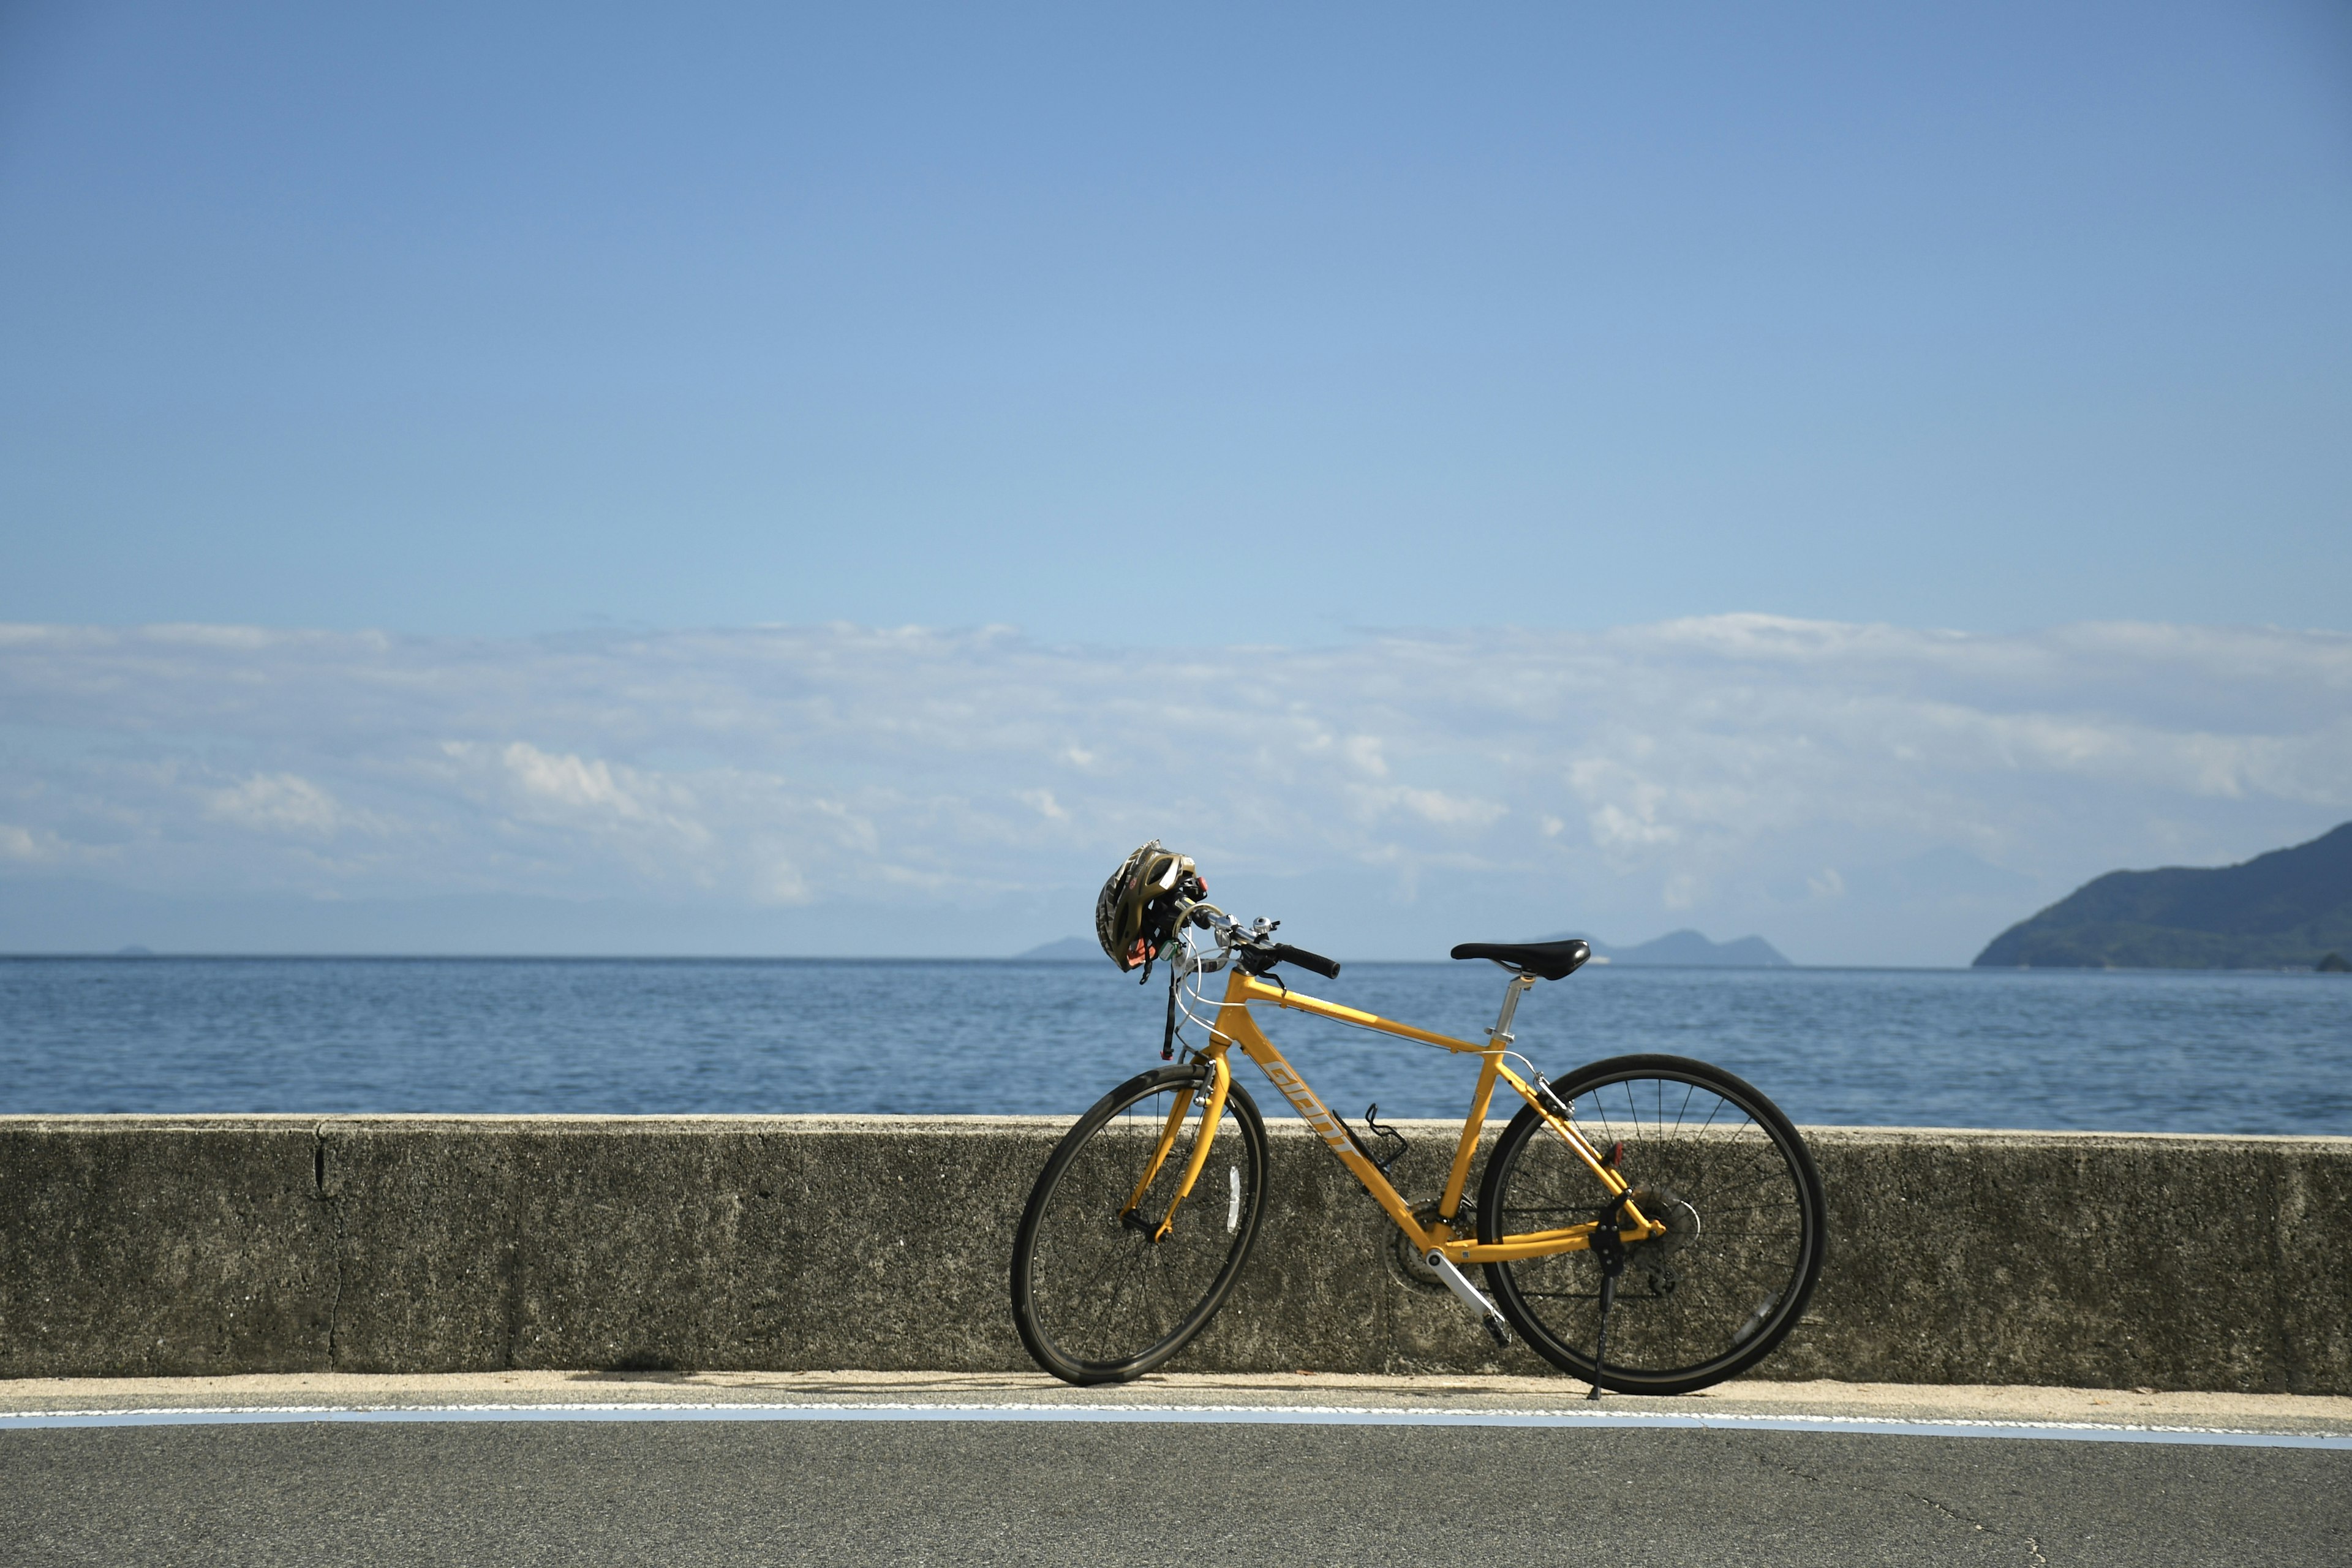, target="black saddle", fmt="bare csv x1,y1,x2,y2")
1449,938,1592,981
